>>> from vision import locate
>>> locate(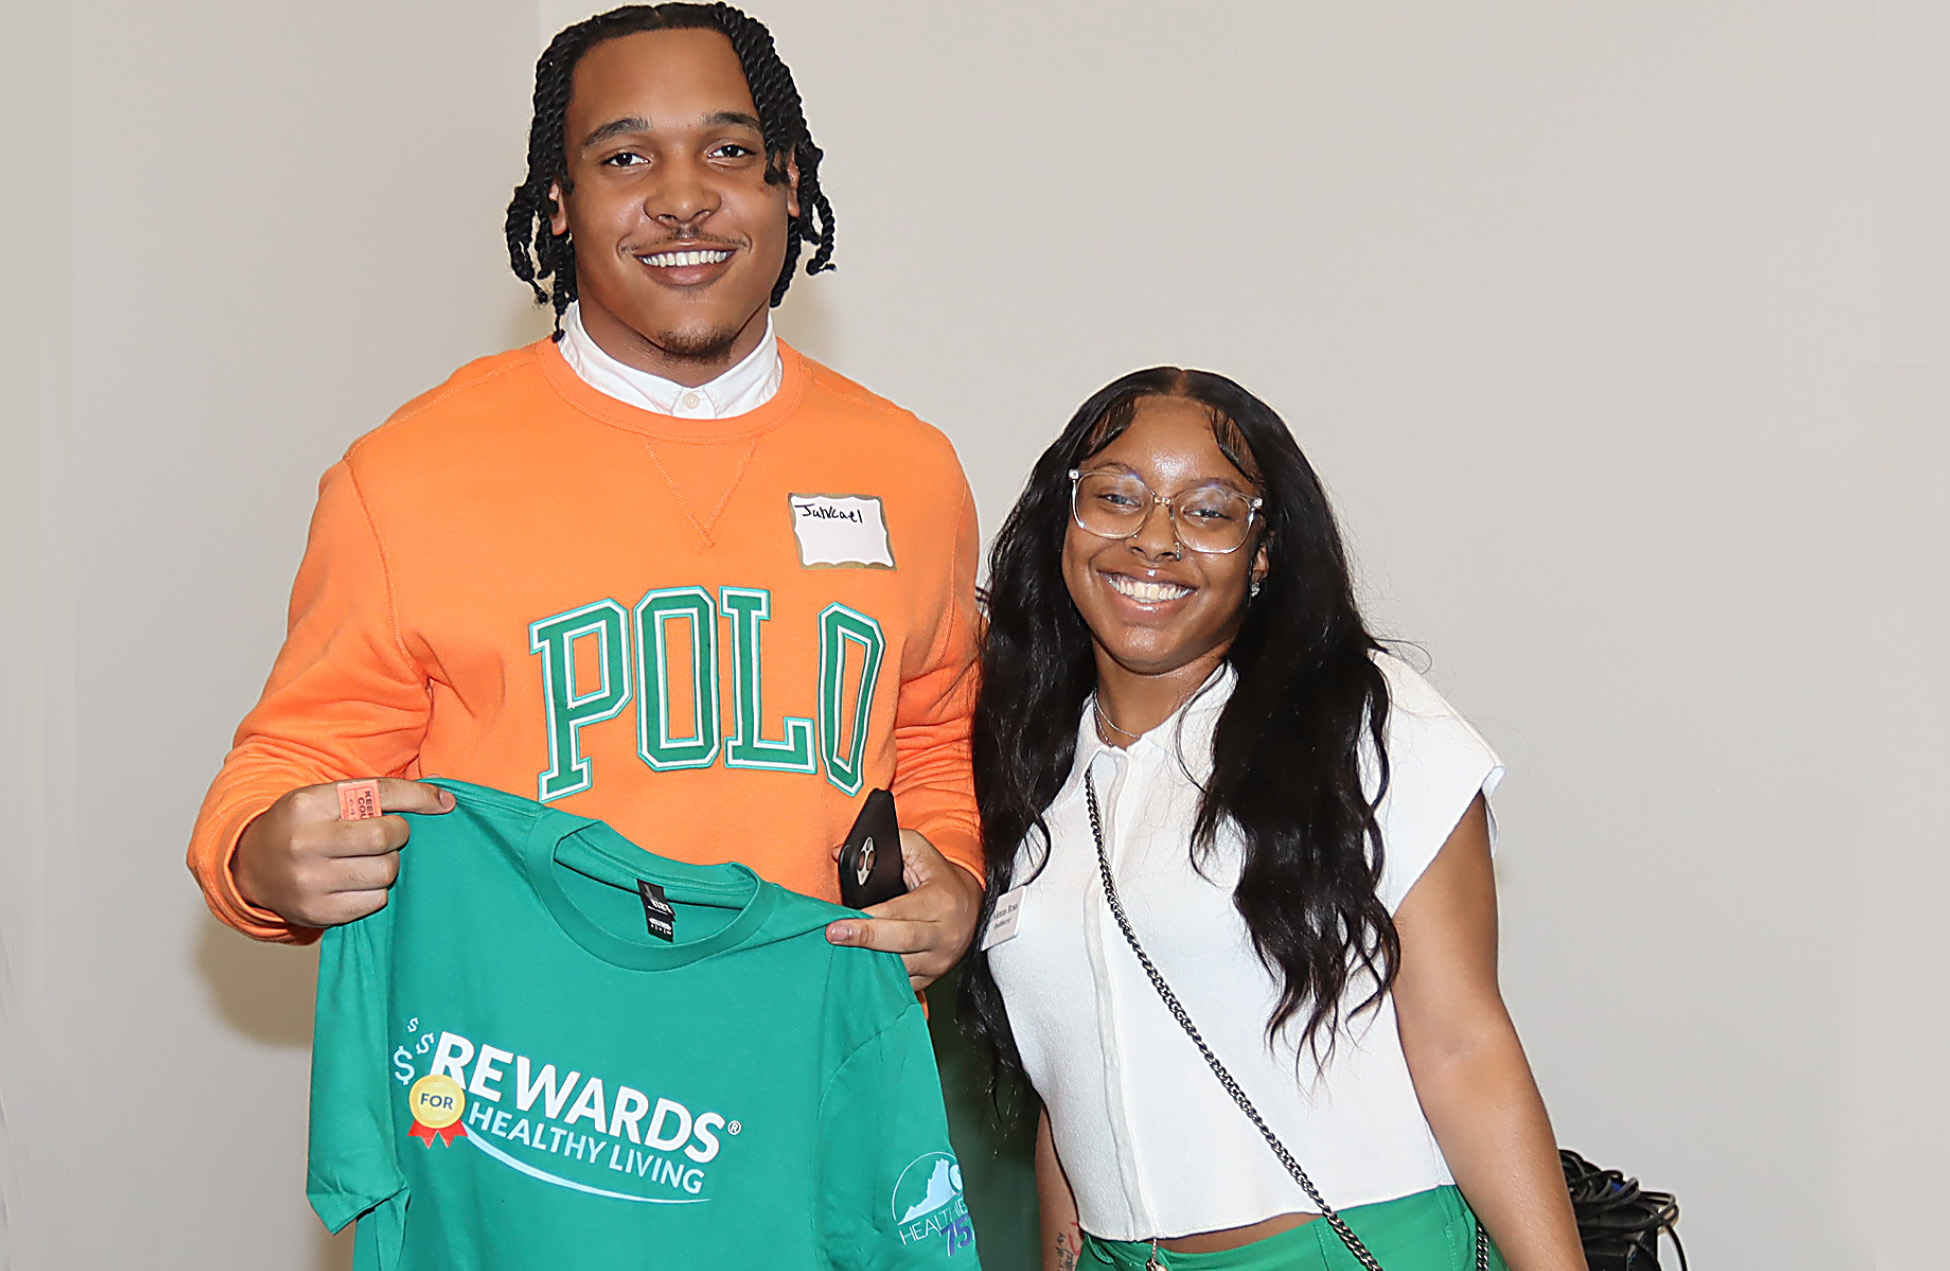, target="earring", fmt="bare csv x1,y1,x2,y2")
1250,578,1263,599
